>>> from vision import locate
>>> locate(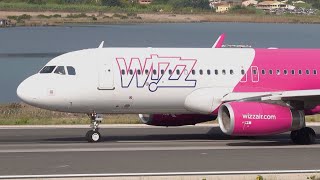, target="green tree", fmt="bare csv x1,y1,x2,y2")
152,0,170,4
55,0,97,4
190,0,210,9
169,0,191,9
312,0,320,9
101,0,122,6
168,0,210,9
27,0,46,4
